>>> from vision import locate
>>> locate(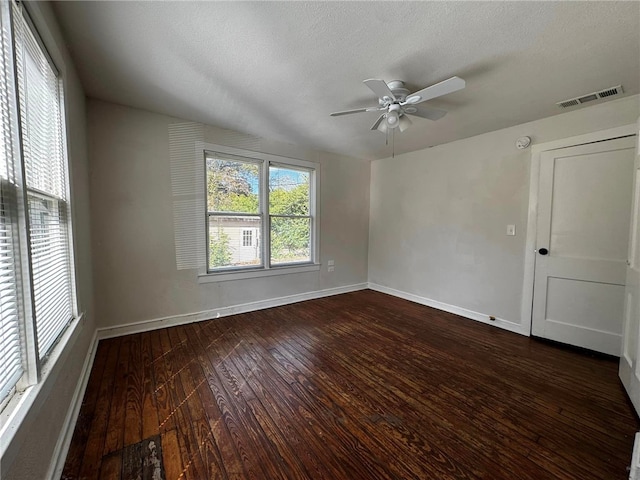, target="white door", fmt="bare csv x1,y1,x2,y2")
531,136,636,355
620,121,640,415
